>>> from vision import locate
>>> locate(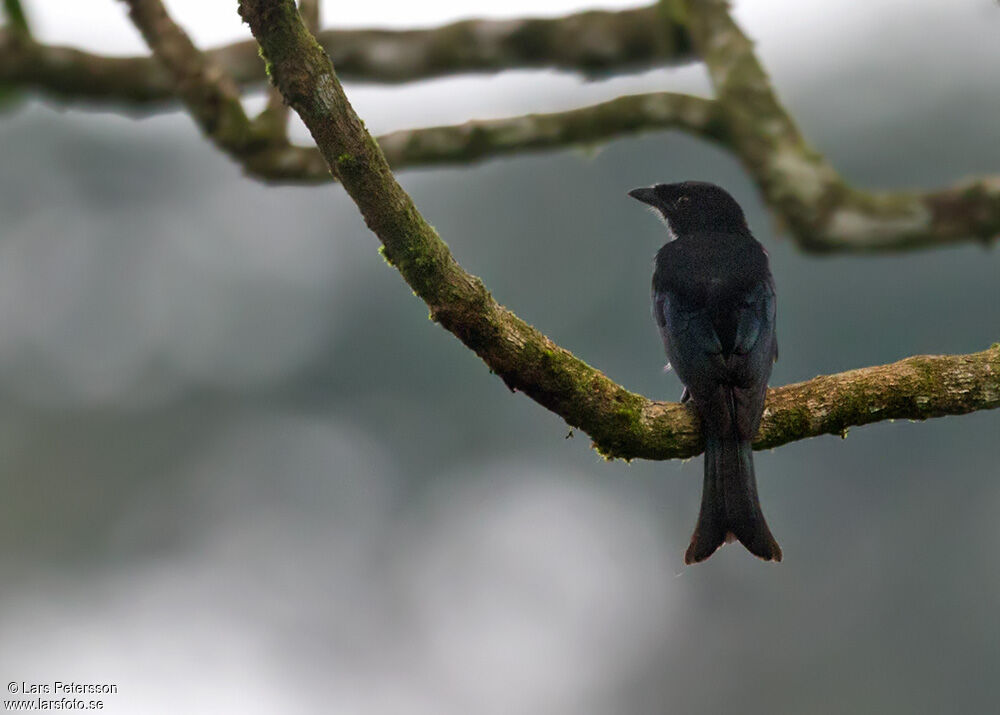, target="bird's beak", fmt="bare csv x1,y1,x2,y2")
627,187,657,206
